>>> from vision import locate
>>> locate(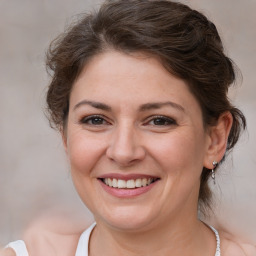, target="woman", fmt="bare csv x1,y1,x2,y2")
2,0,255,255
